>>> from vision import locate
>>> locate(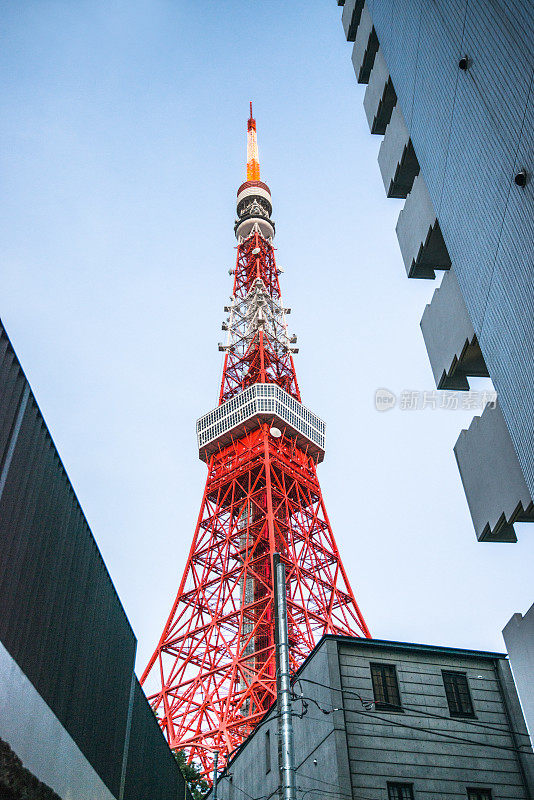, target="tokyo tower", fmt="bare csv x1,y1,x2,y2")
141,105,370,775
